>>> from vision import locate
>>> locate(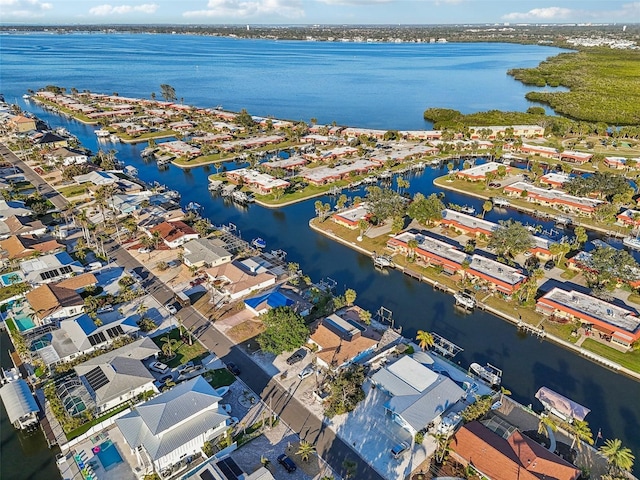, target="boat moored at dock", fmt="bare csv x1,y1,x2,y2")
454,291,476,310
469,362,502,386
